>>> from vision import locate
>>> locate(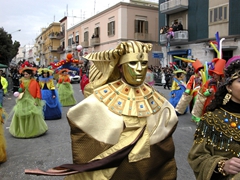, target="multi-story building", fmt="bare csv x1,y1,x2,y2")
159,0,240,67
59,1,161,66
35,23,61,66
